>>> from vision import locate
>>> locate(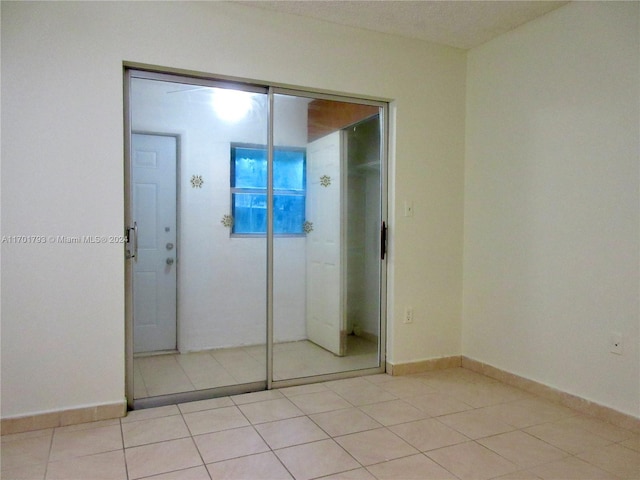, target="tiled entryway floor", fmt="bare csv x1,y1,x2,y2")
3,368,640,479
134,338,378,398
